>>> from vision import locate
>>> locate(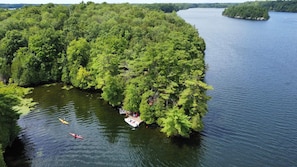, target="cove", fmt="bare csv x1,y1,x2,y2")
5,83,203,167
